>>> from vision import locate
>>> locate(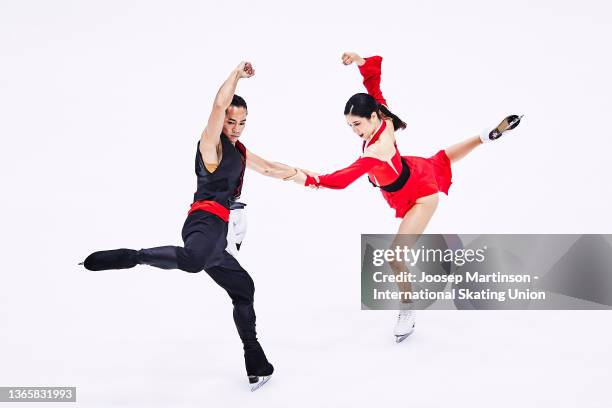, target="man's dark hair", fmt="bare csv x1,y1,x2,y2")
230,94,248,110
